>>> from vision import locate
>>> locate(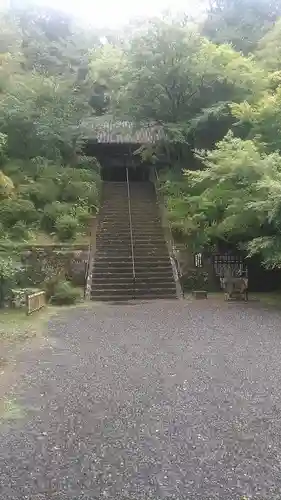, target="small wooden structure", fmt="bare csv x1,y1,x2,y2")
26,291,46,315
220,276,248,301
